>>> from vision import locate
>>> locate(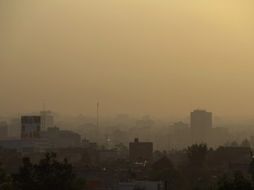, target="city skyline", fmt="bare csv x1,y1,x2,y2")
1,1,254,189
